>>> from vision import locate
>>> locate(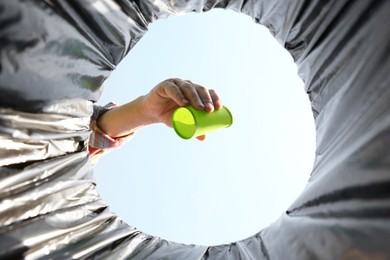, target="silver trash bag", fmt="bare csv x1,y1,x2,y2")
0,0,389,259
